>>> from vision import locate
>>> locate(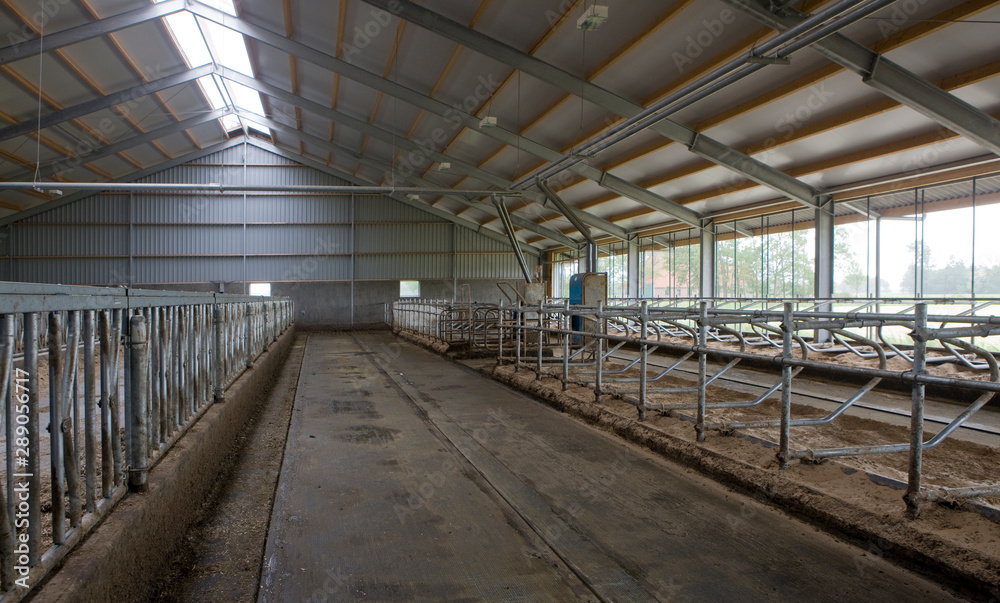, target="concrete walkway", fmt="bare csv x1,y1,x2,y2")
259,333,958,602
